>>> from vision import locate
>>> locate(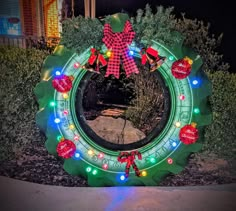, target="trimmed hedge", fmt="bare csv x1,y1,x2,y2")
204,71,236,158
60,16,103,54
0,47,49,161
